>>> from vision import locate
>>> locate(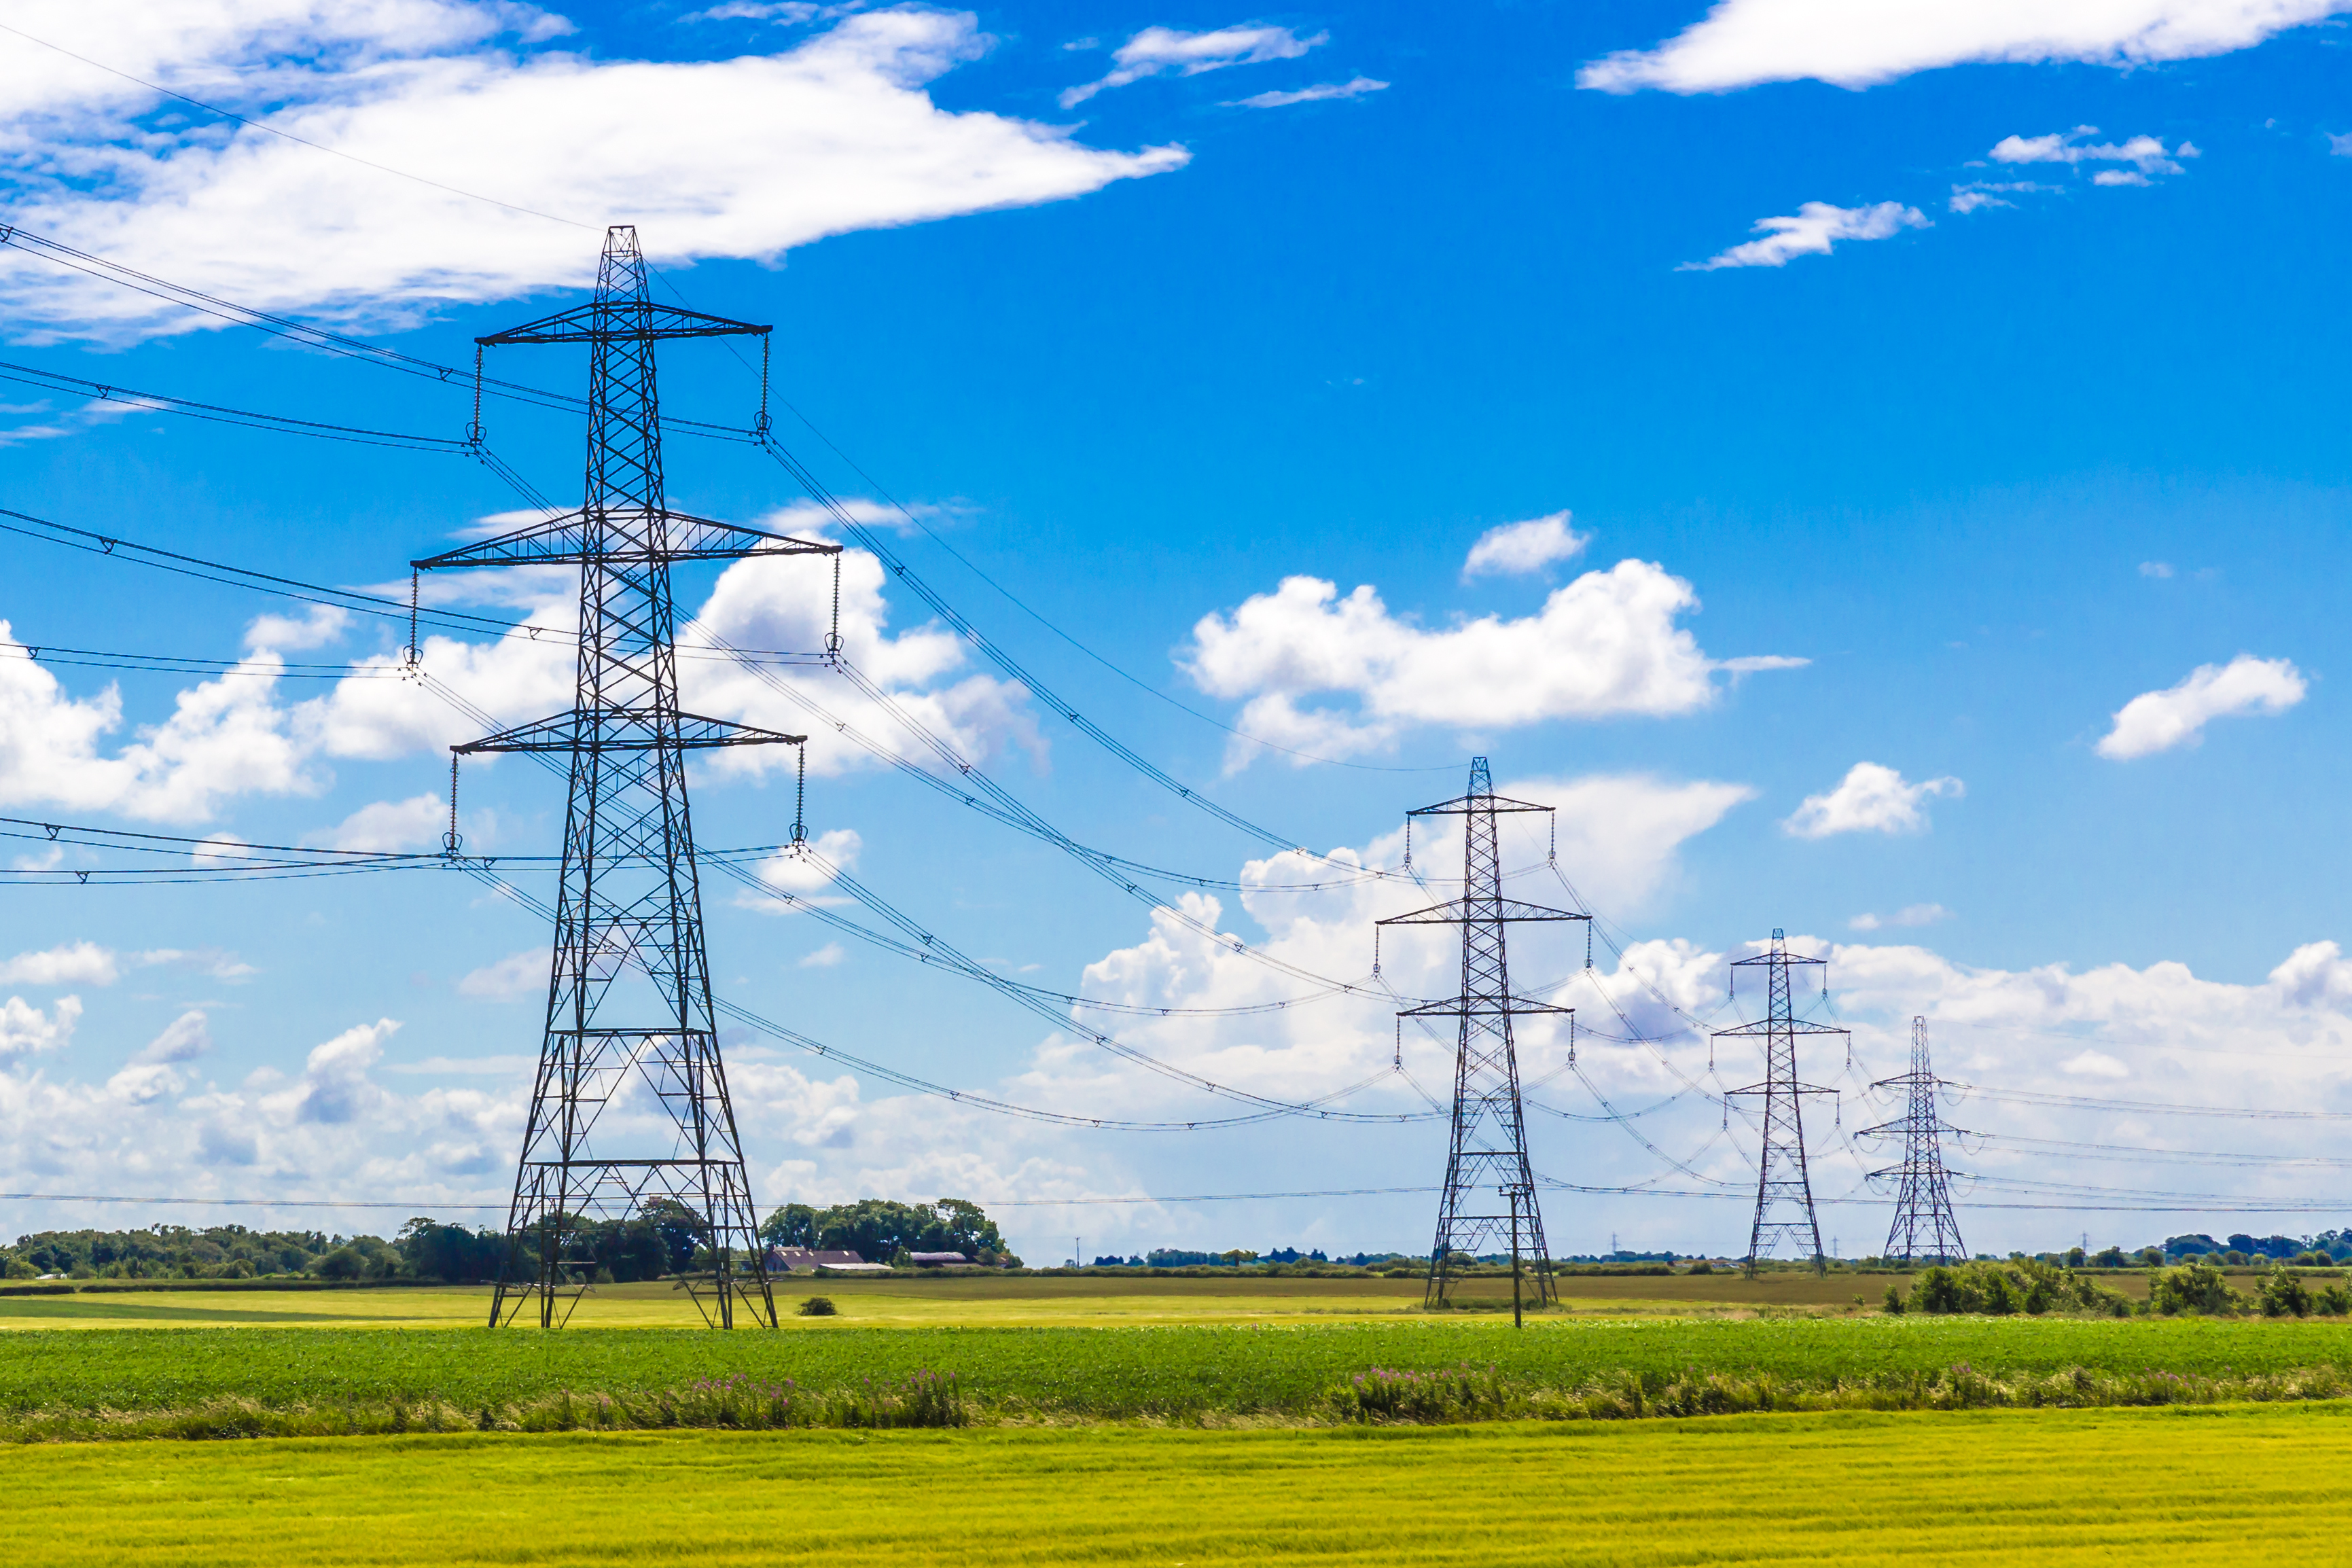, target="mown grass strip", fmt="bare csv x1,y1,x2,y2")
12,1406,2352,1565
